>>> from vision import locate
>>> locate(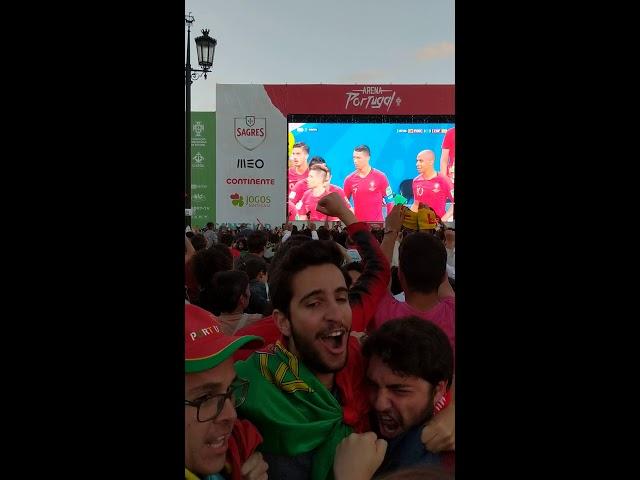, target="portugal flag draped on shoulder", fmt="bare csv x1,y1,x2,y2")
235,338,369,480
